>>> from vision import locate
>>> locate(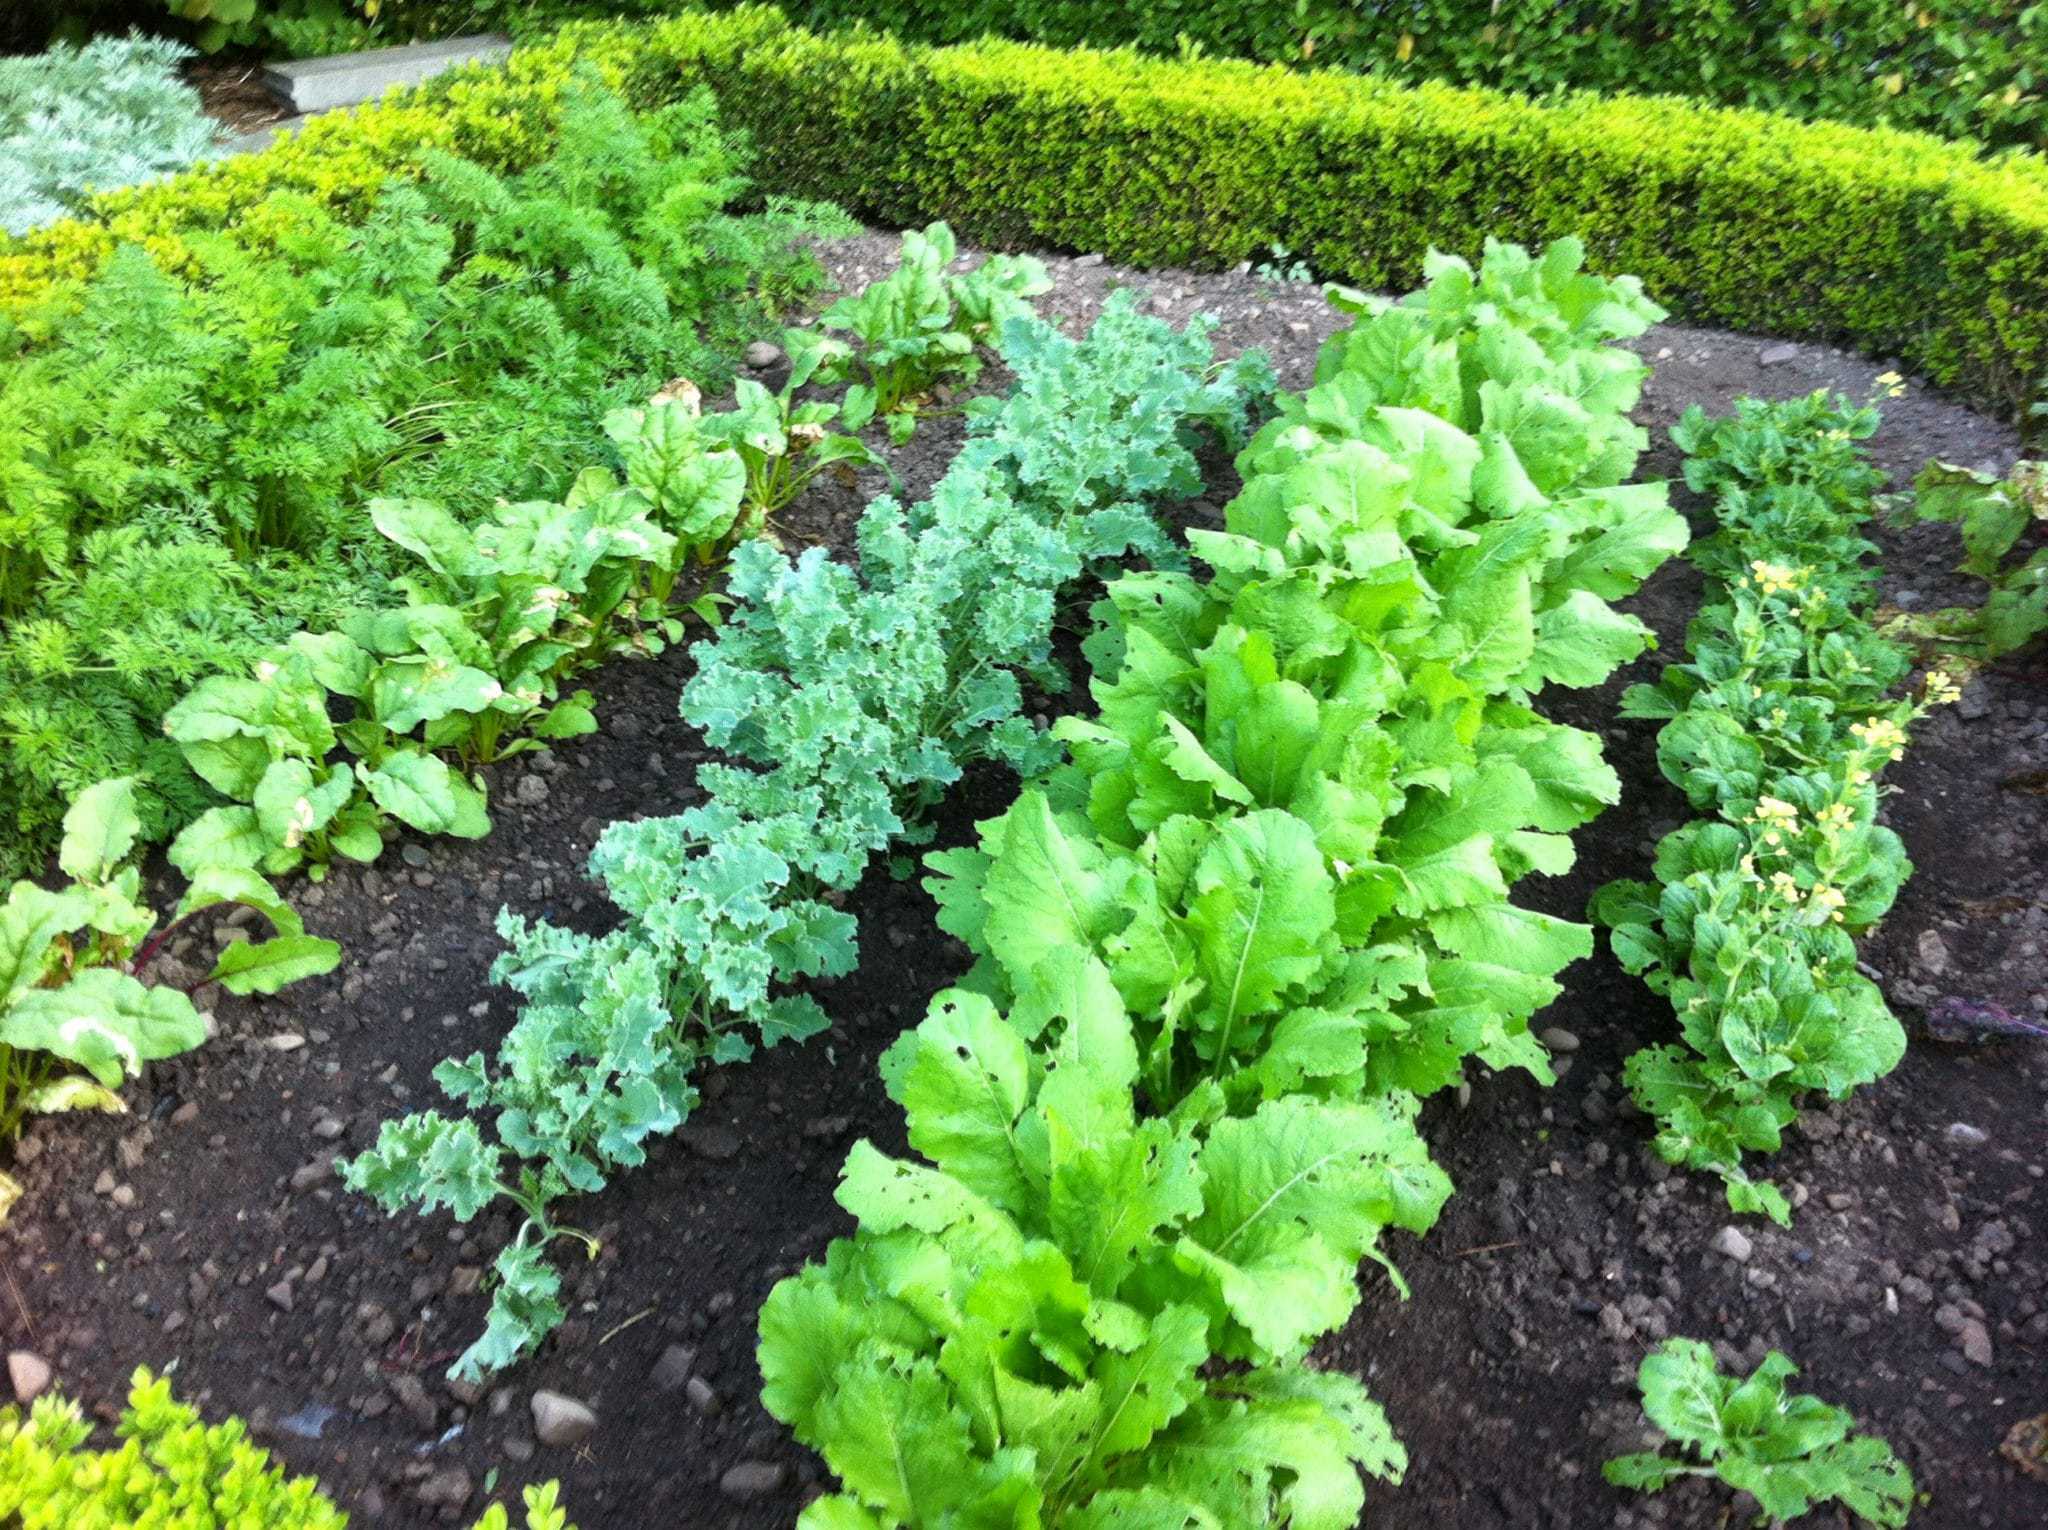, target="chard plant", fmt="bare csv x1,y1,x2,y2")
1595,390,1955,1222
792,221,1053,444
1606,1339,1913,1528
1,777,337,1213
343,293,1275,1381
1884,456,2048,661
678,368,884,531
